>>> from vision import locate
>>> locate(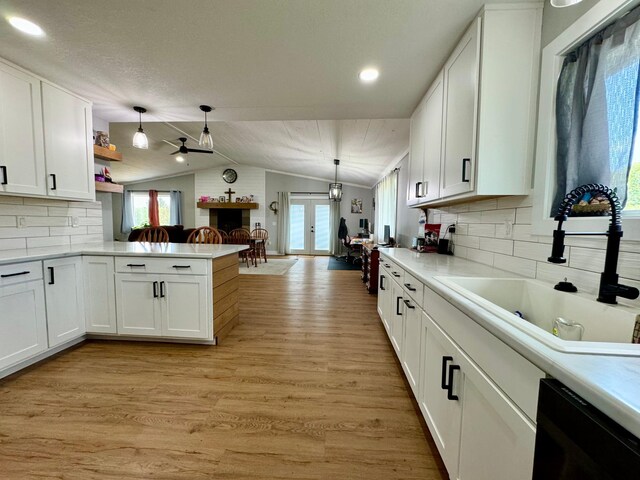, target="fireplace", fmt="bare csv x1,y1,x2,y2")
209,209,251,232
